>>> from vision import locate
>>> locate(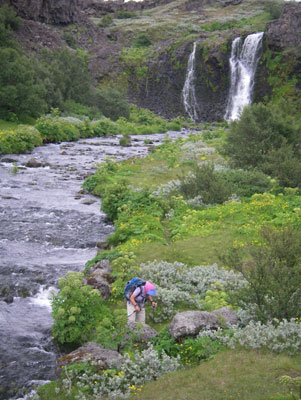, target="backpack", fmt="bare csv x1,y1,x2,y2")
124,277,146,301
